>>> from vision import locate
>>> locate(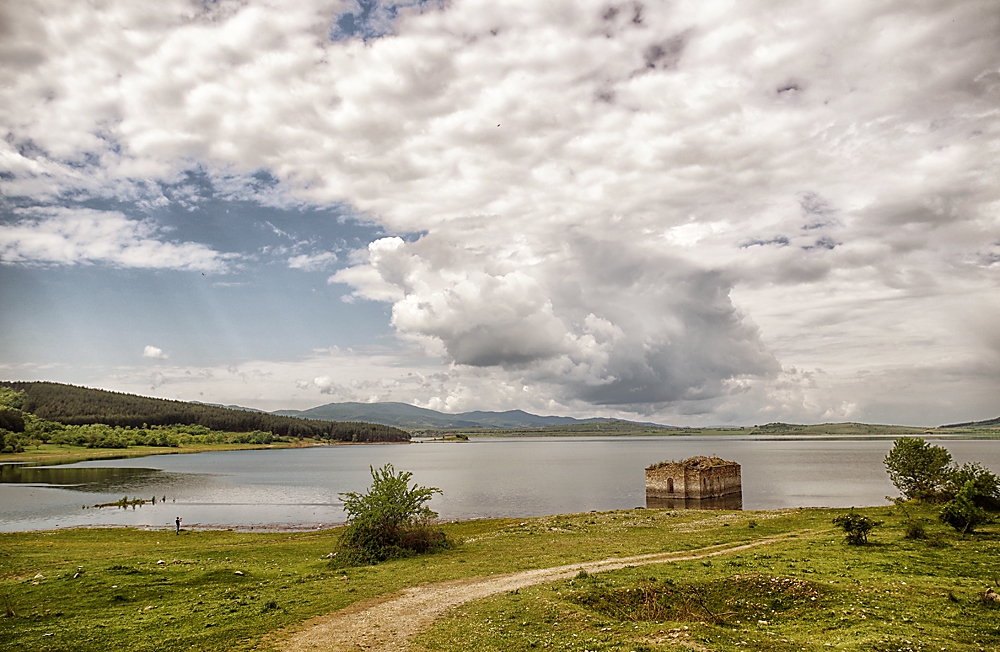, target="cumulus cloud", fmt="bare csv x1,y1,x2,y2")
333,227,779,408
143,345,169,360
0,208,232,271
2,0,999,420
312,375,342,395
